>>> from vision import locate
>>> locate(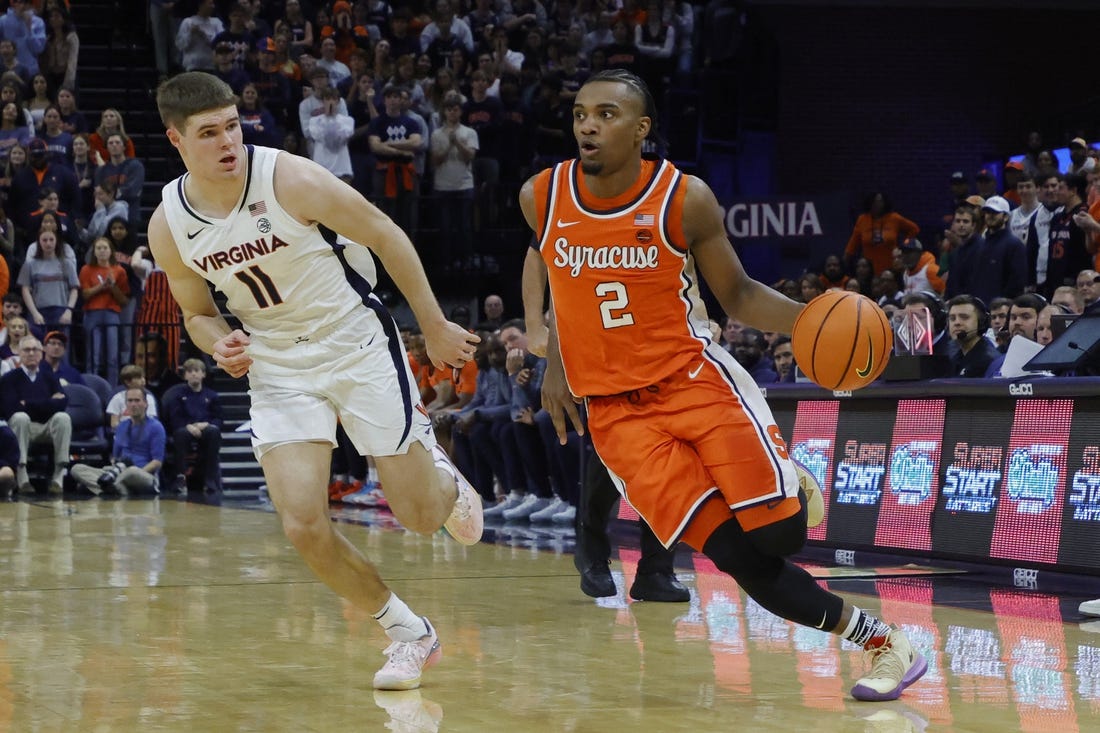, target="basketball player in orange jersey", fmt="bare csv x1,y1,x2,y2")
520,69,927,702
